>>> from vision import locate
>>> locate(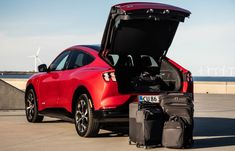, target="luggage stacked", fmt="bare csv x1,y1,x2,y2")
129,93,194,149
